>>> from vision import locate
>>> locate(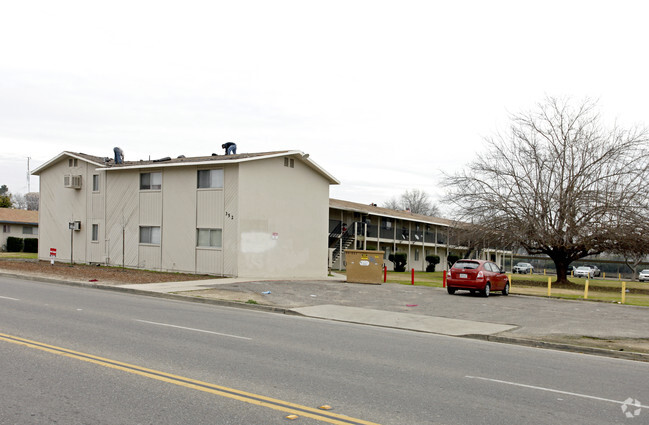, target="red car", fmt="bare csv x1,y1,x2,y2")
446,259,509,297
